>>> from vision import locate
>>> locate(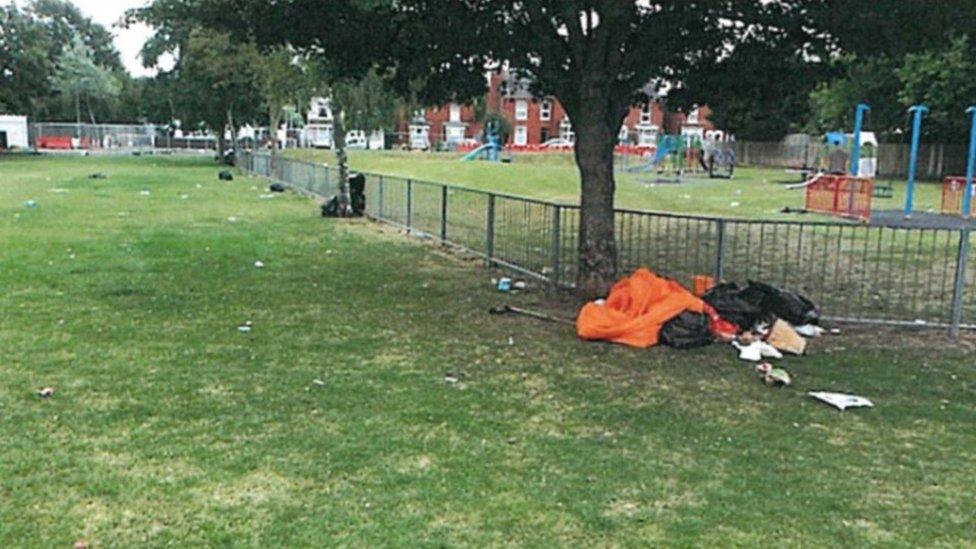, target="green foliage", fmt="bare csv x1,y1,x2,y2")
898,37,976,142
332,69,398,135
178,30,262,136
0,3,54,115
806,56,904,139
52,38,121,124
